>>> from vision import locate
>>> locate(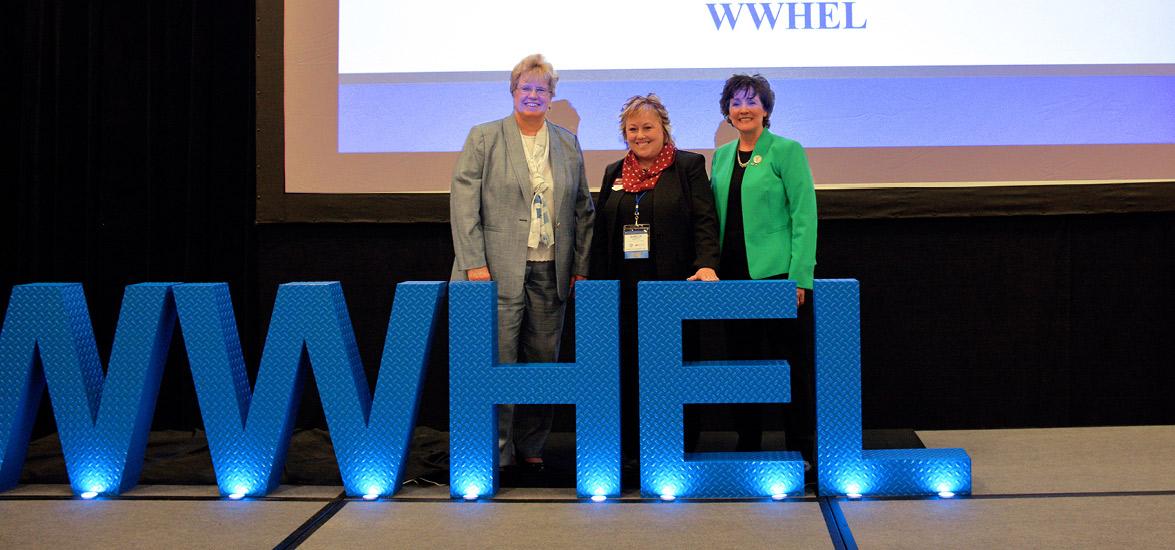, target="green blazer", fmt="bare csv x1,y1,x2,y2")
711,129,818,288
